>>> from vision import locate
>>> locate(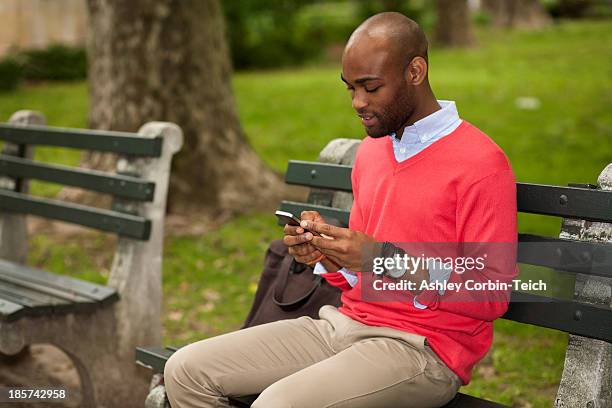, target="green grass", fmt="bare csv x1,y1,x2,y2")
468,318,567,406
161,212,280,343
0,81,87,196
5,20,612,407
